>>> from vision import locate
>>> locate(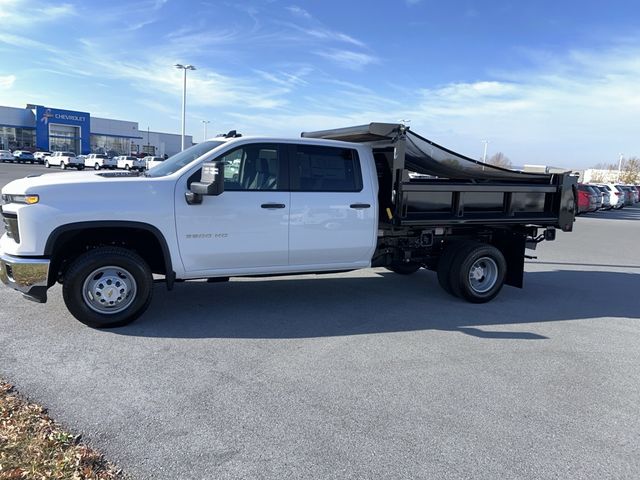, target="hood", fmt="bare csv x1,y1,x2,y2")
2,171,148,194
